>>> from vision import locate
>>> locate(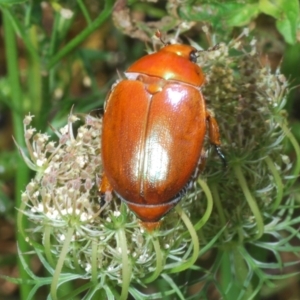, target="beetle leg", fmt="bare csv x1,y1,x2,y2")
208,44,221,51
206,111,226,166
198,149,207,173
99,173,113,206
